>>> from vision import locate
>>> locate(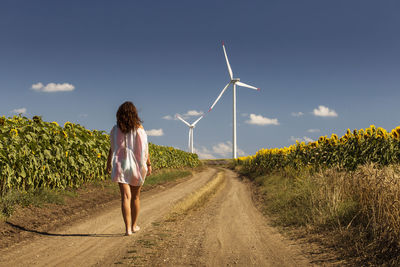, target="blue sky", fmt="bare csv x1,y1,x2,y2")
1,1,400,158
